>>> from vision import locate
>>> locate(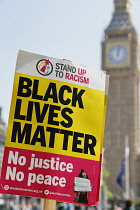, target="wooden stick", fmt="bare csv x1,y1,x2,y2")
43,199,56,210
